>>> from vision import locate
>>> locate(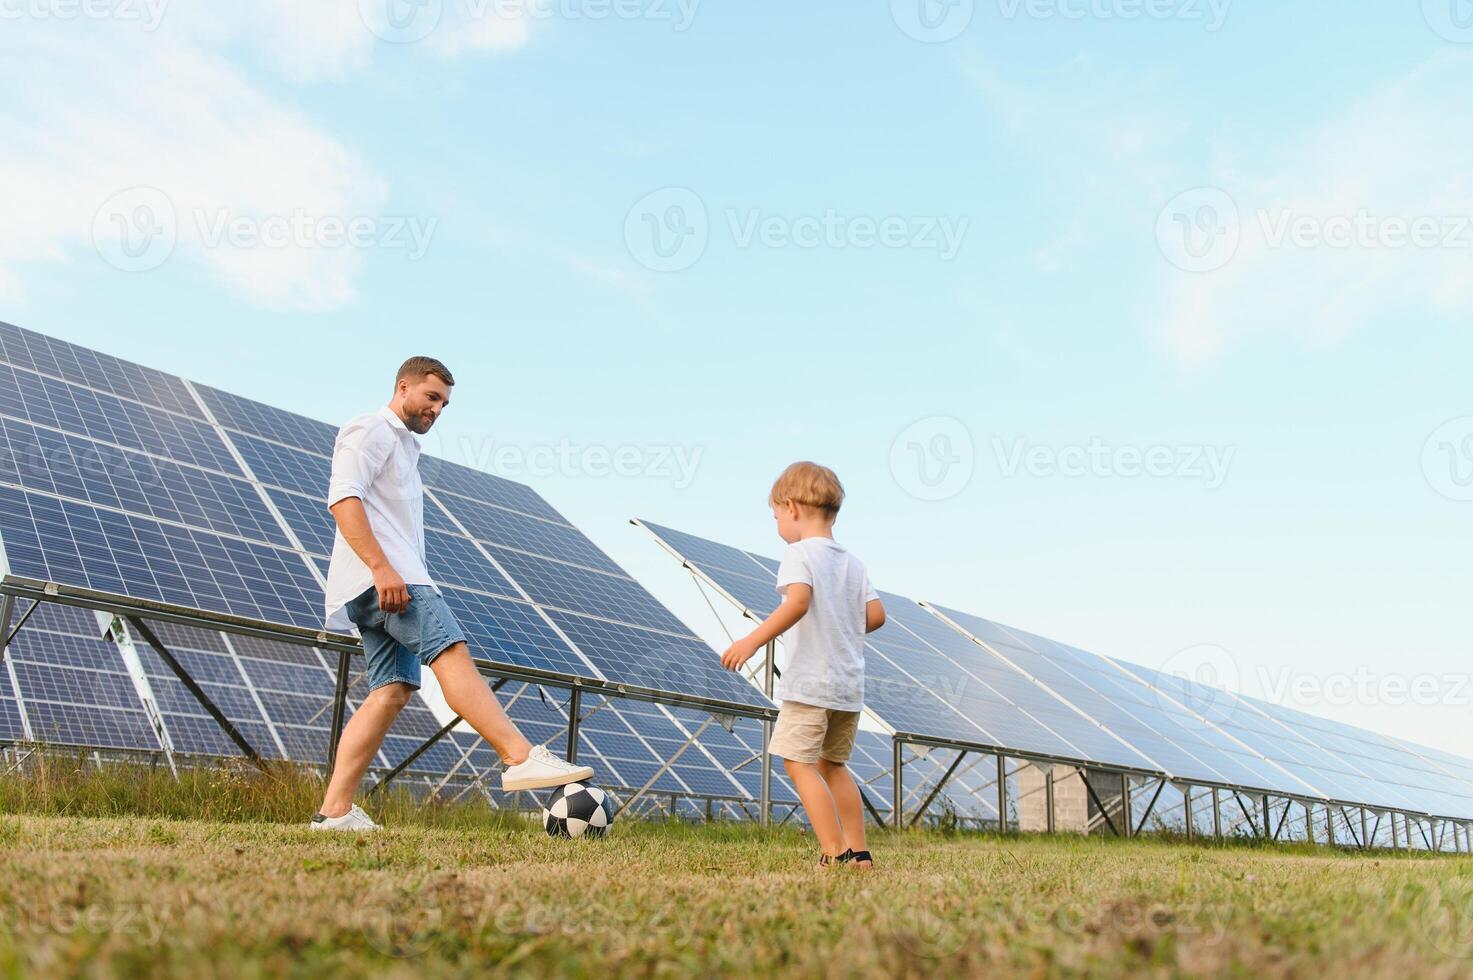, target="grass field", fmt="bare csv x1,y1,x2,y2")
1,760,1471,978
